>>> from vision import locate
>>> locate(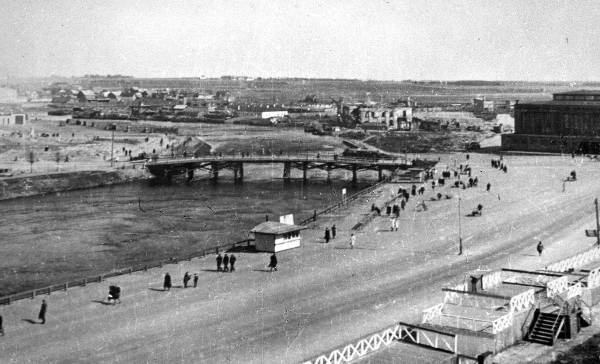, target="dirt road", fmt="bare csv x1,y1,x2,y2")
1,153,599,363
